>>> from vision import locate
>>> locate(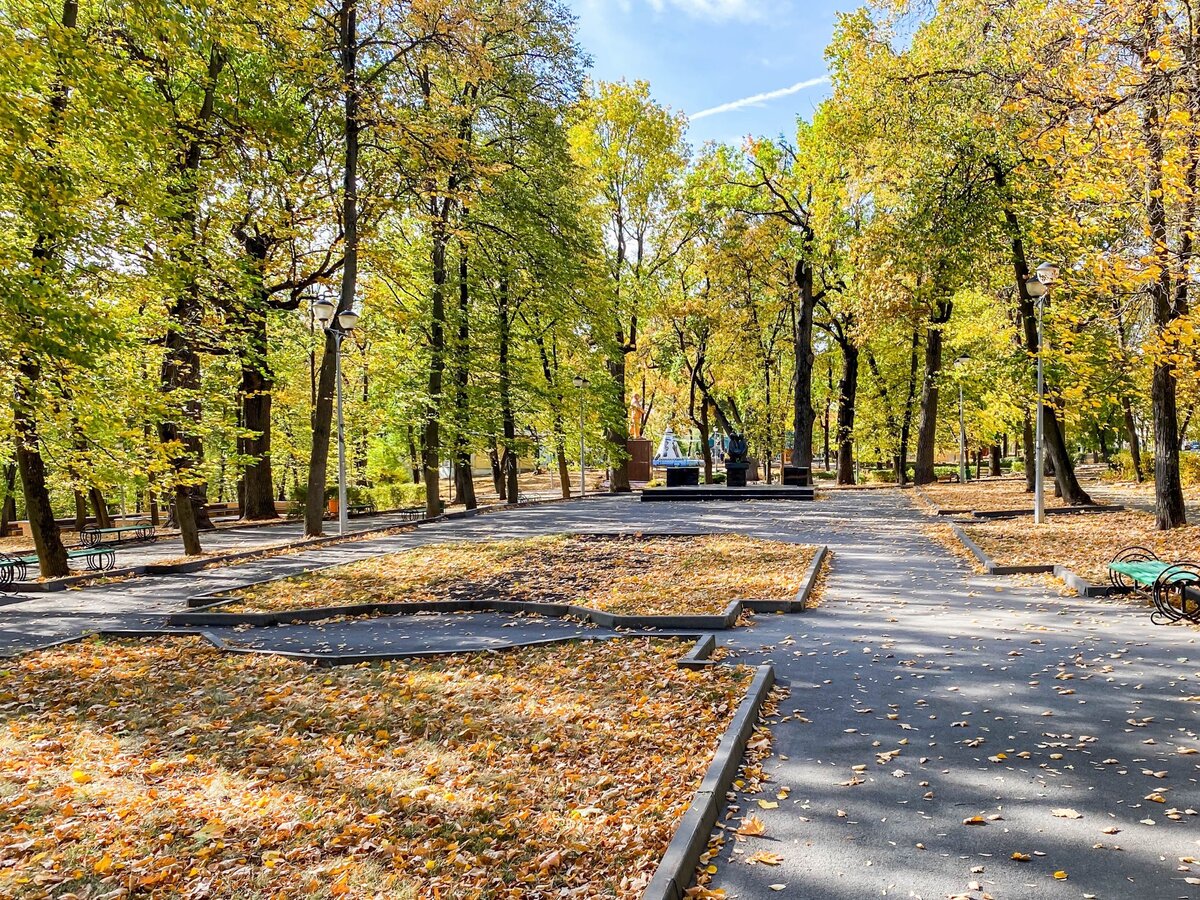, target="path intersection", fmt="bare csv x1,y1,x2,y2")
2,490,1198,899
